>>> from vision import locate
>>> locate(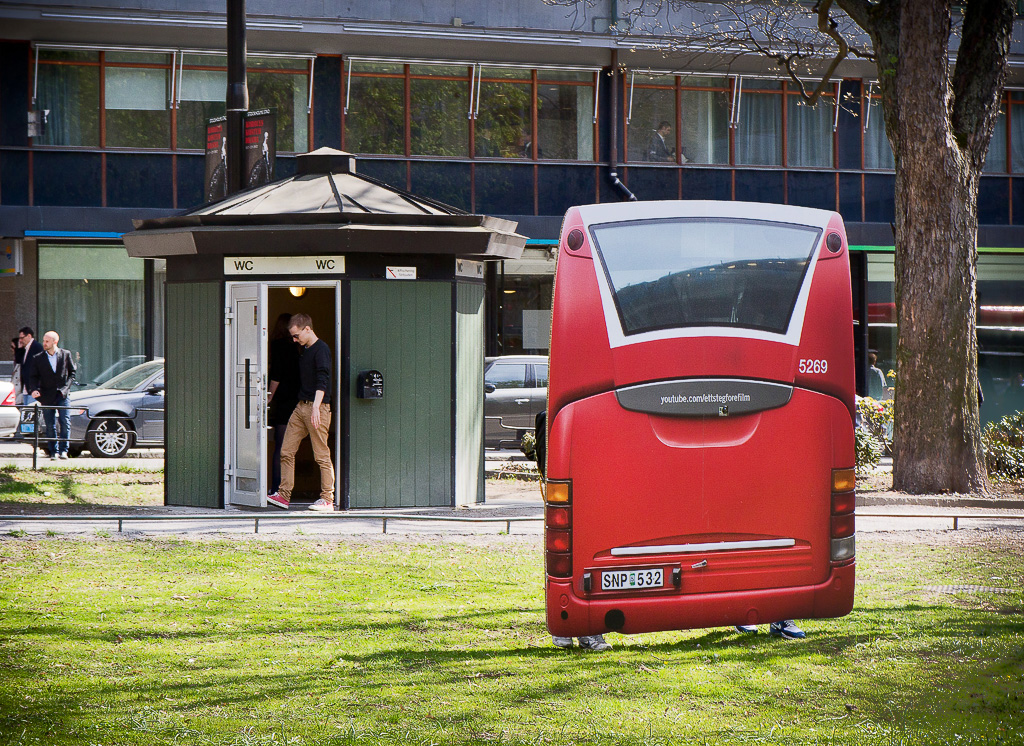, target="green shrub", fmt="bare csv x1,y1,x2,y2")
520,431,537,461
983,410,1024,479
857,396,893,454
856,427,885,472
